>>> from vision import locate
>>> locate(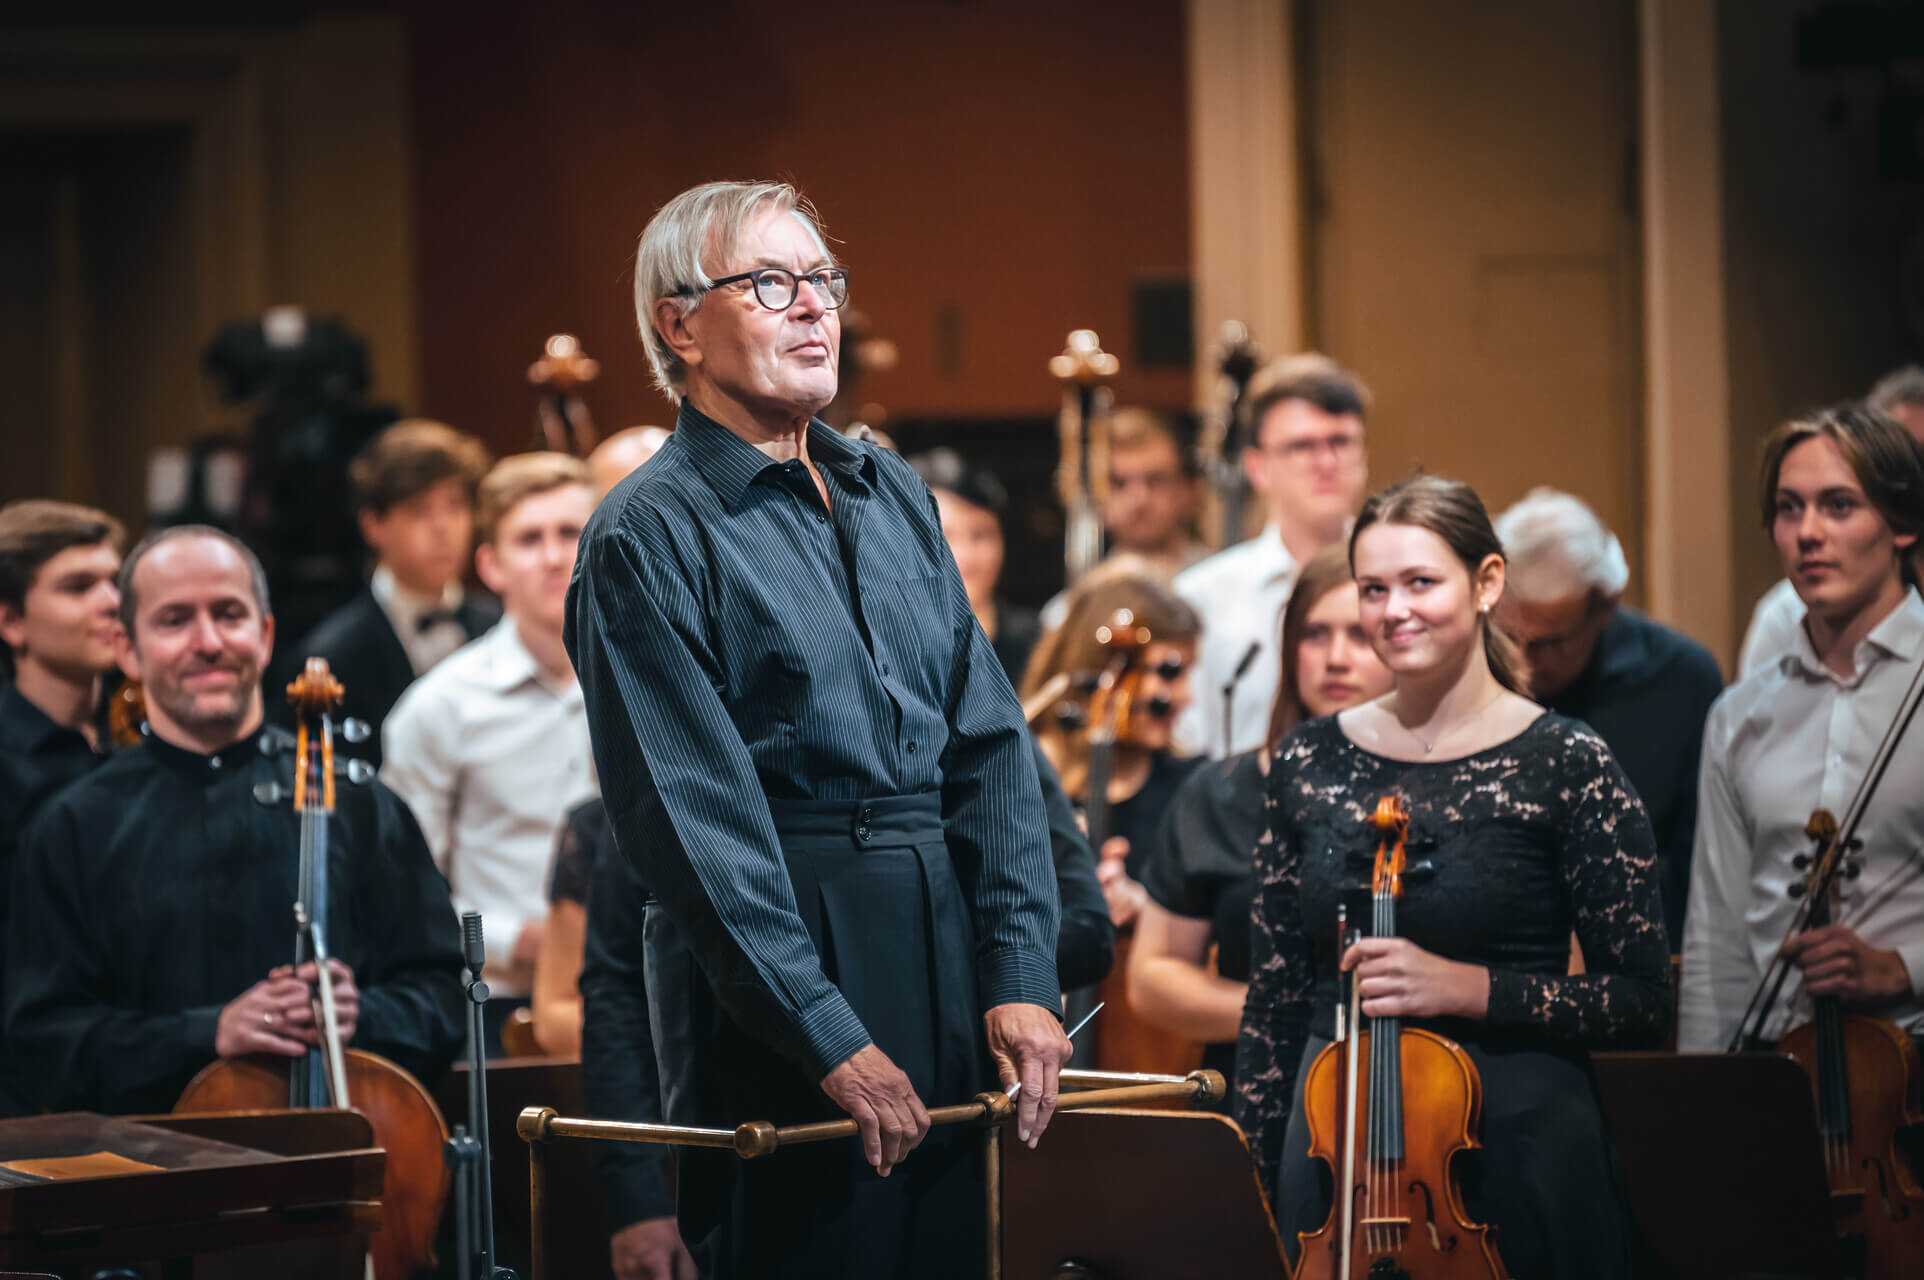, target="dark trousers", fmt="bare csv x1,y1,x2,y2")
646,794,987,1280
